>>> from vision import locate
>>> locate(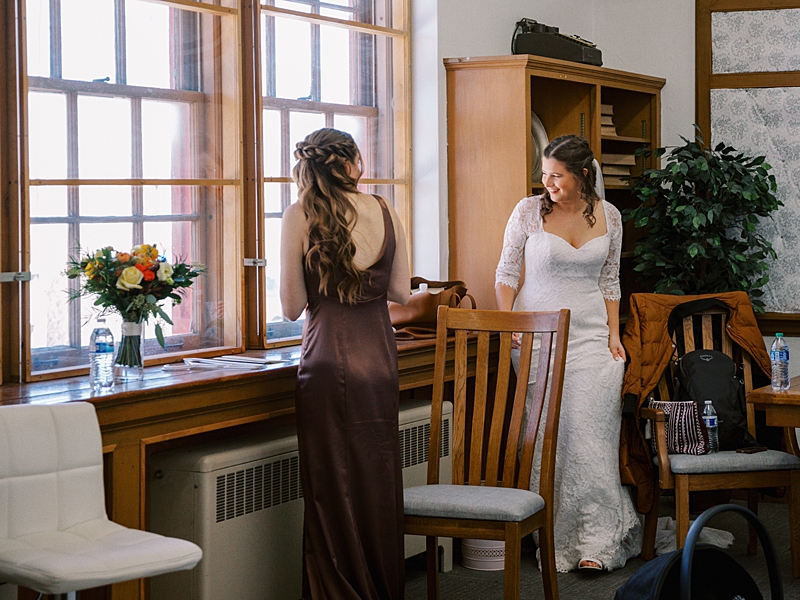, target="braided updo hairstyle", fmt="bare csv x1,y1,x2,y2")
293,128,366,305
540,135,600,226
